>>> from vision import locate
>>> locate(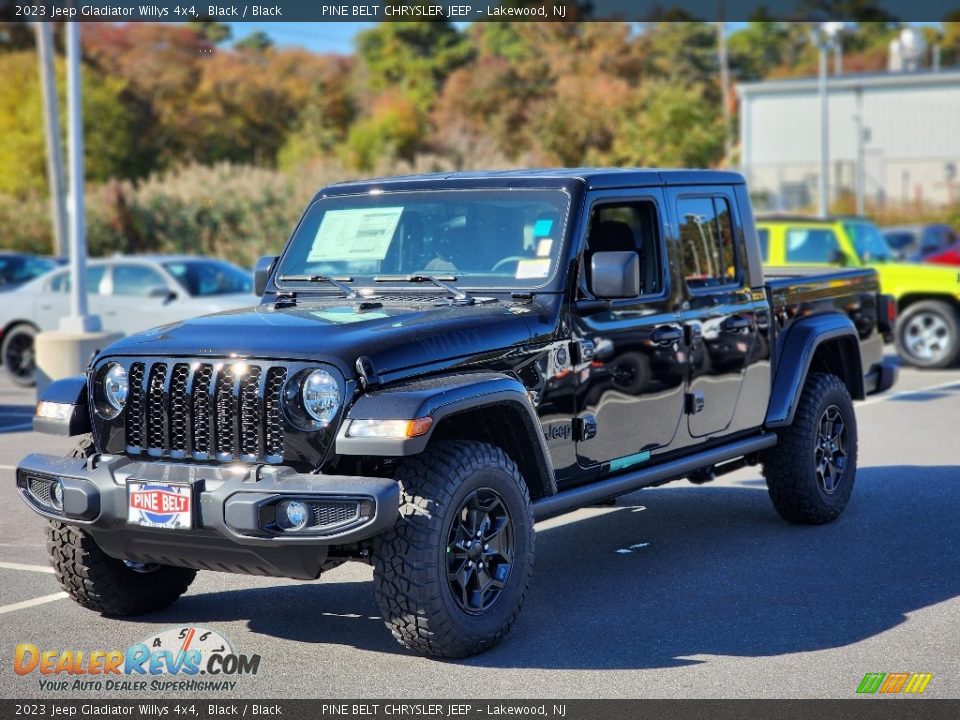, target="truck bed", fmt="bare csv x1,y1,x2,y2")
764,265,885,382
